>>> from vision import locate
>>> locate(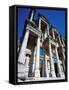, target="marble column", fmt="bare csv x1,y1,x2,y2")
61,47,65,72
18,30,30,64
62,38,65,46
18,63,25,79
55,46,64,77
61,38,65,75
32,46,36,76
39,18,41,31
45,56,49,78
52,29,55,39
18,30,30,79
62,49,65,60
58,35,65,72
49,41,56,77
61,38,65,63
30,10,34,21
25,55,30,79
44,30,47,39
47,24,49,36
42,56,45,77
58,35,62,45
34,37,40,78
61,38,65,72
